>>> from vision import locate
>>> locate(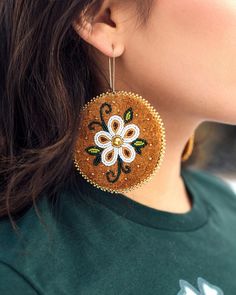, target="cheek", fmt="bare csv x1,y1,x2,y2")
153,0,236,82
134,0,236,122
167,0,236,35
